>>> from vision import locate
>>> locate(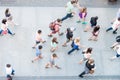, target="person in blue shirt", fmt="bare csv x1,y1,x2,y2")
32,45,43,63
